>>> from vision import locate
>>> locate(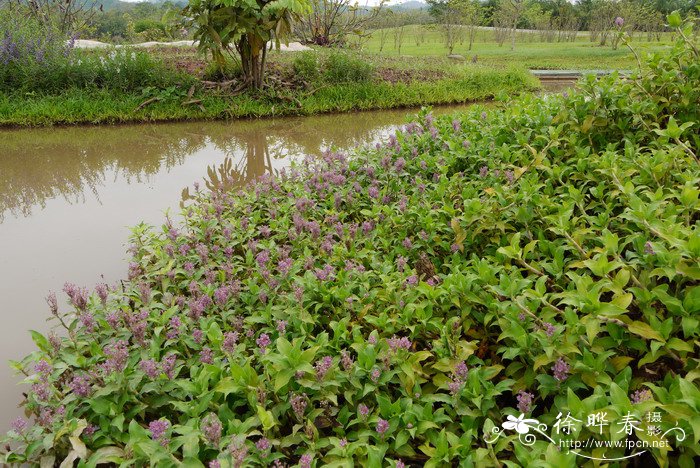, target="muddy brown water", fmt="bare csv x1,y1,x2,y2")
0,104,484,430
0,79,574,432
